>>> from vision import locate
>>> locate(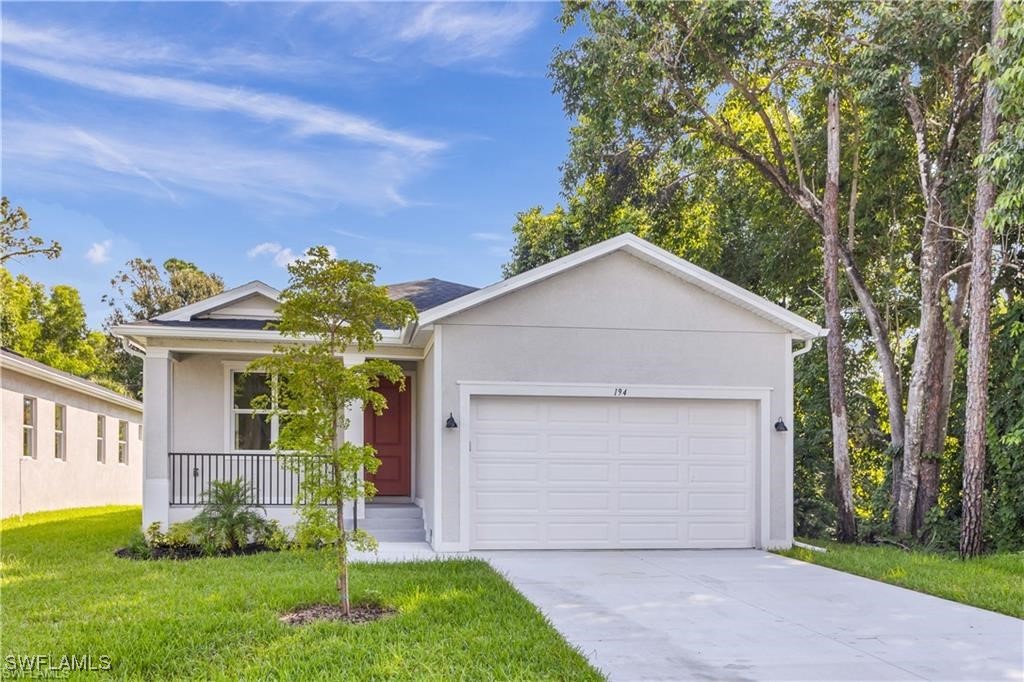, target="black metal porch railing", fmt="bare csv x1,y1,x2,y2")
168,452,328,506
